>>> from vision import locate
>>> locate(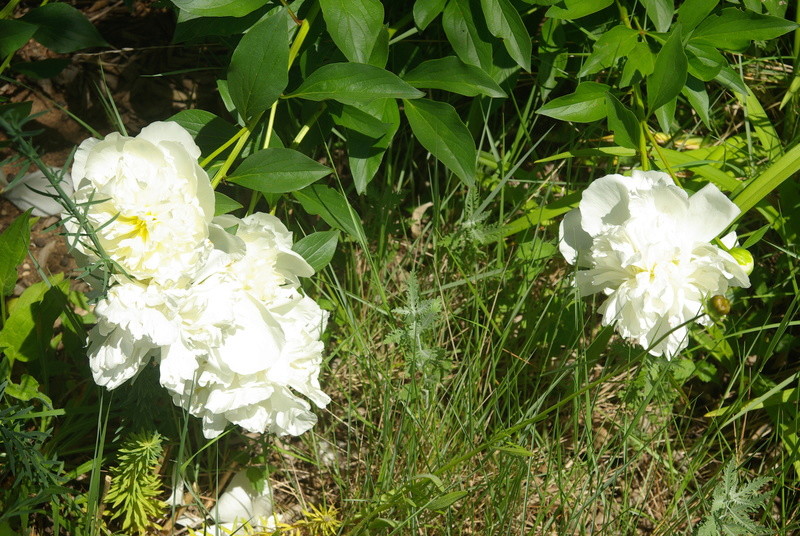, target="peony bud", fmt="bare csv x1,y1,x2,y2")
729,247,754,275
